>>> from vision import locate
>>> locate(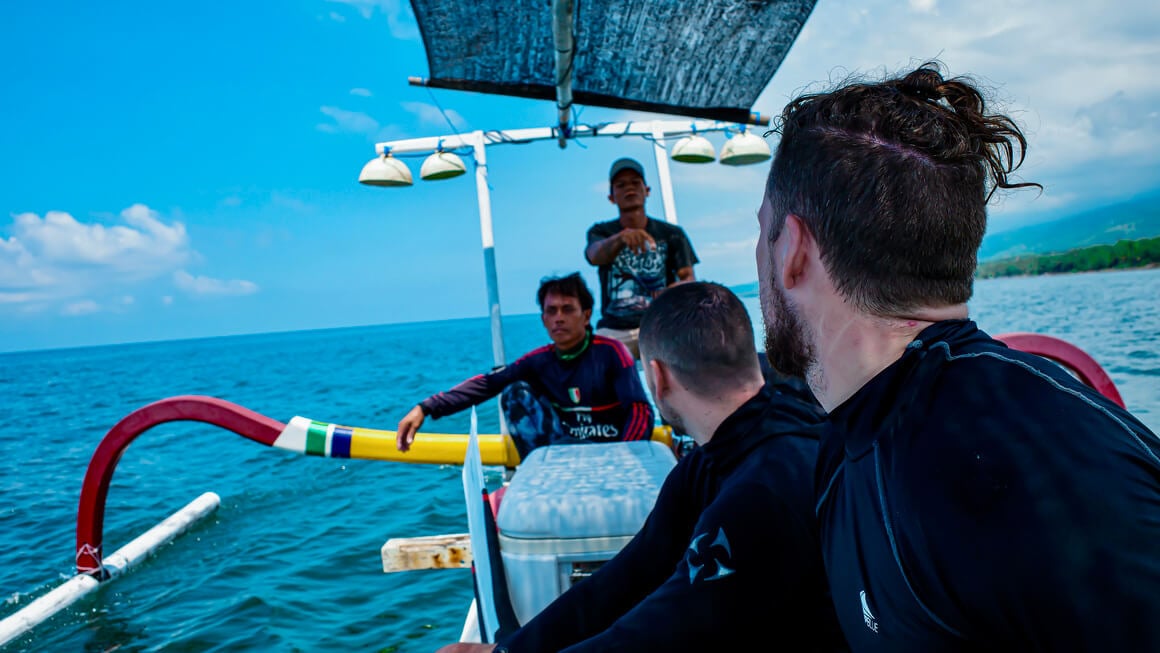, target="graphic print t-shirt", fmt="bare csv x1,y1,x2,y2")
587,217,698,329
